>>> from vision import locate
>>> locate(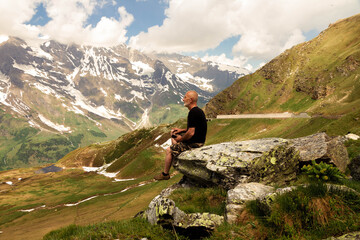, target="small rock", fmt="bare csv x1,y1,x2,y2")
345,133,360,141
226,182,274,223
